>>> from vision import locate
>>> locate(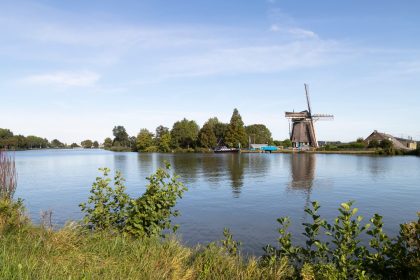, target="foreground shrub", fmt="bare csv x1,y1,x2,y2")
80,163,187,237
263,201,420,279
0,198,27,233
